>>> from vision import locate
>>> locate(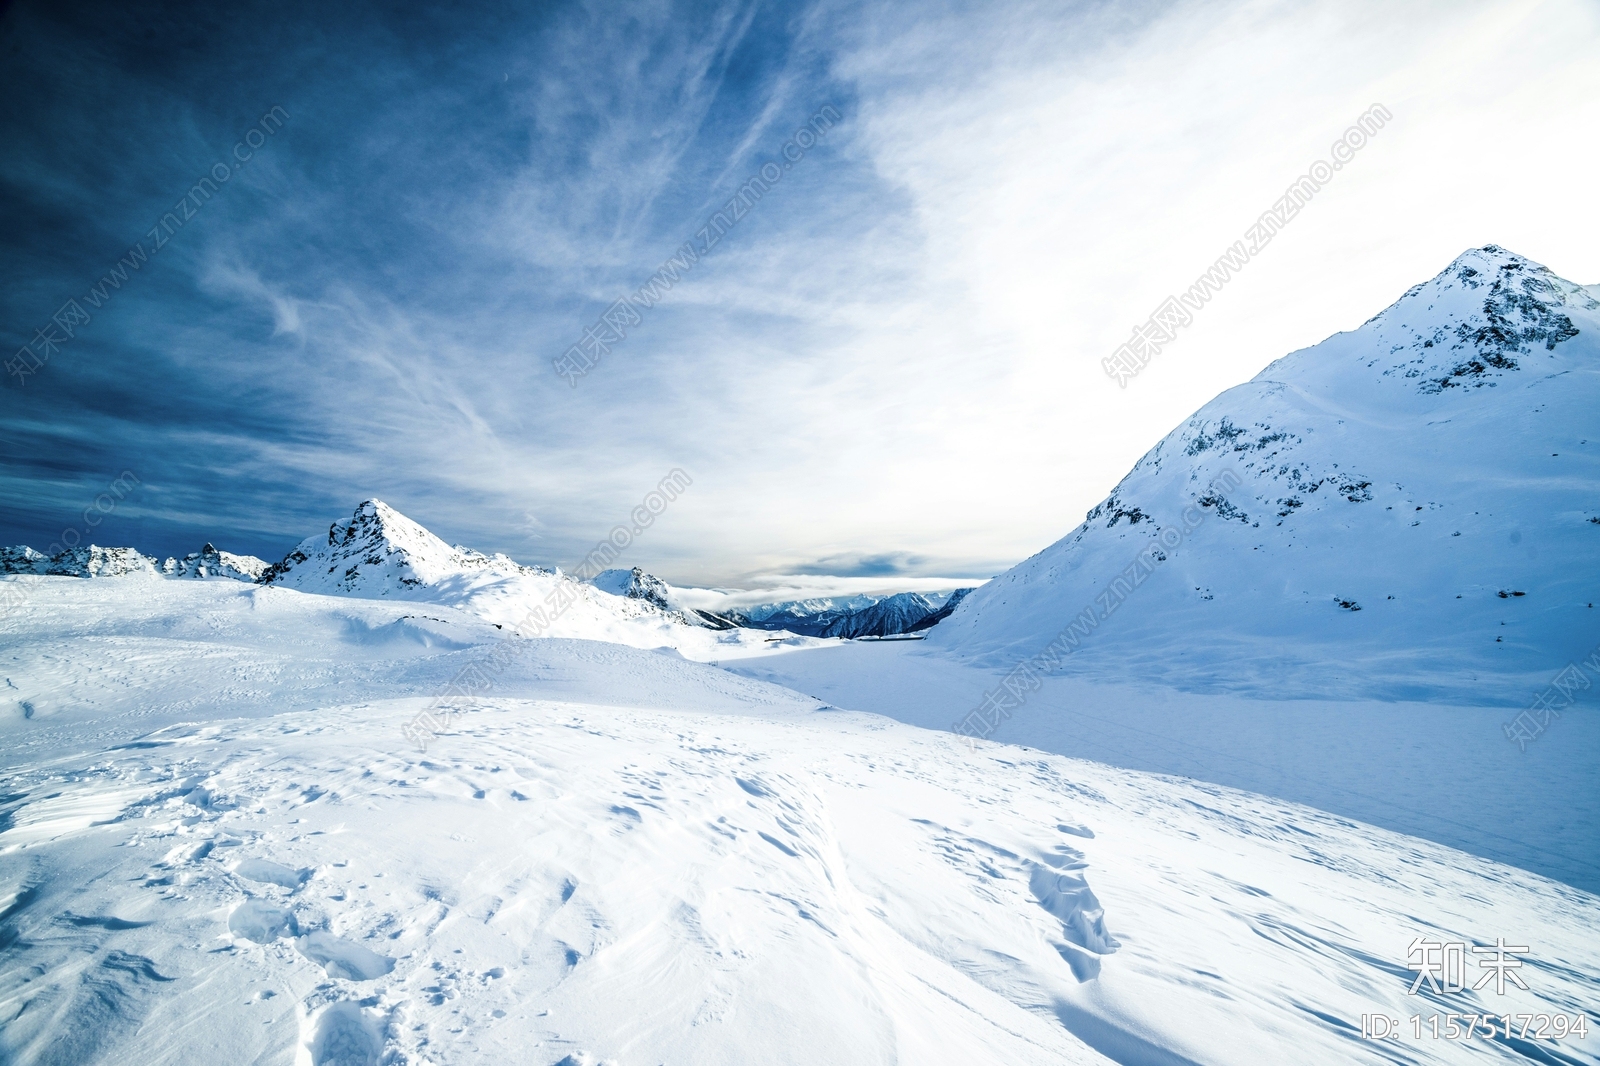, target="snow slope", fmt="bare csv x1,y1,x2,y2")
718,638,1600,892
3,577,1597,1065
931,247,1600,703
